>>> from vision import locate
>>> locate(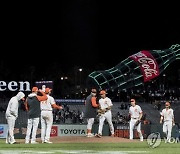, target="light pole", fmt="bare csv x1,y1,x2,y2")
60,76,68,98
79,68,83,89
163,74,166,91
